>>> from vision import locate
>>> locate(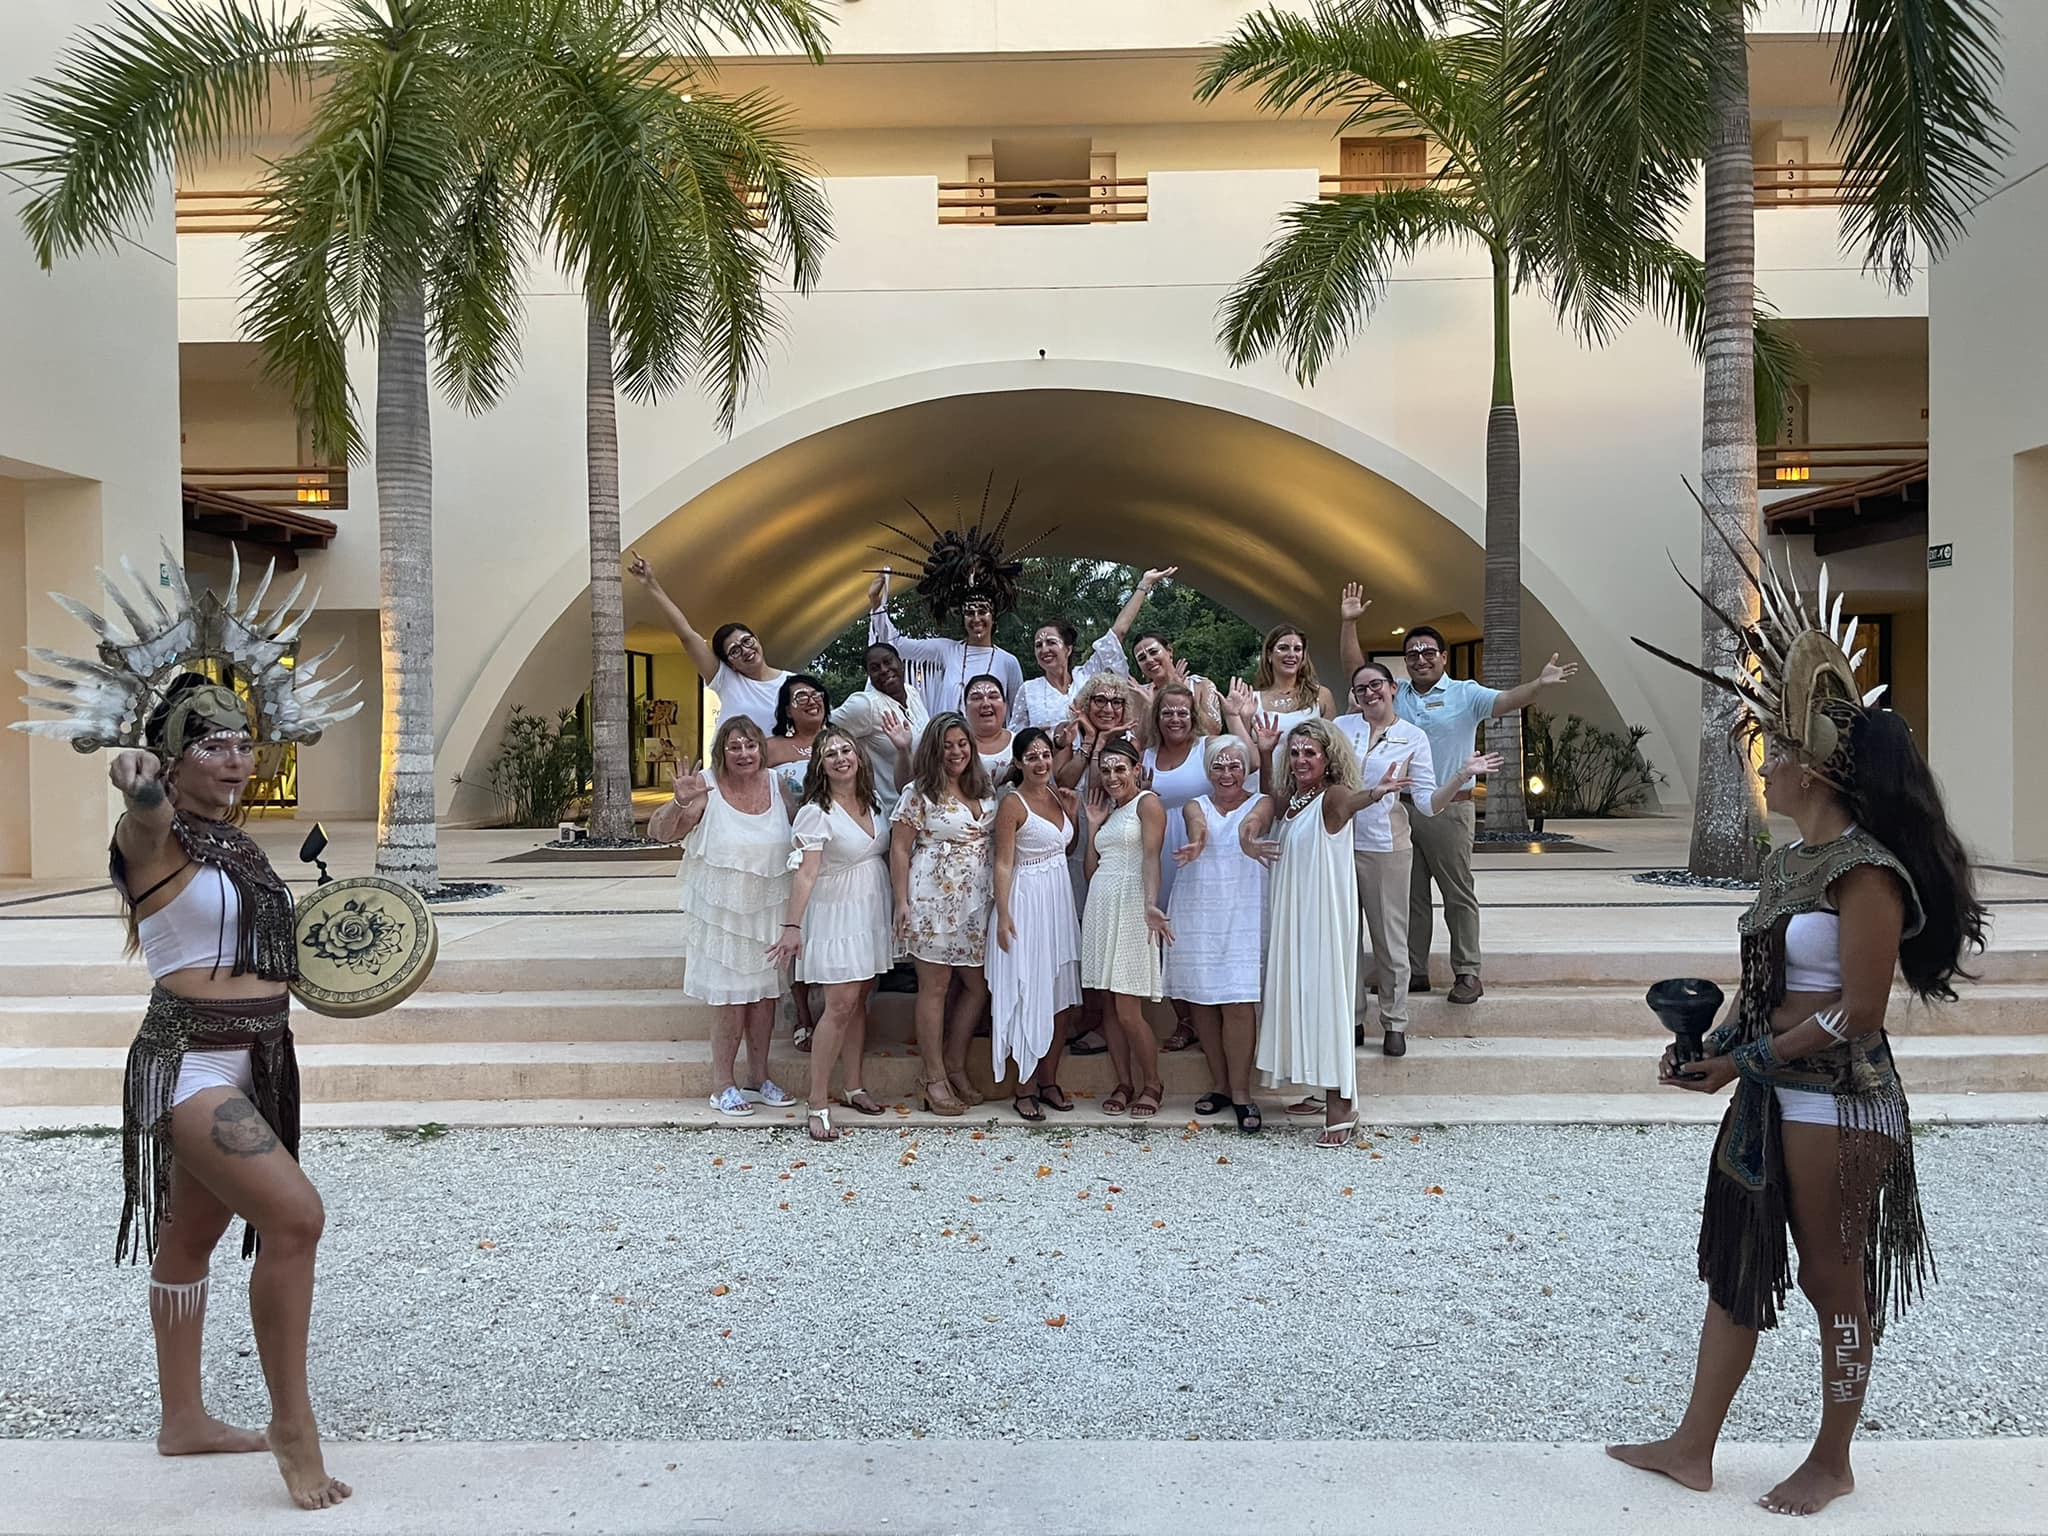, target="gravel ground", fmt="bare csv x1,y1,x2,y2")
1,1122,2042,1445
